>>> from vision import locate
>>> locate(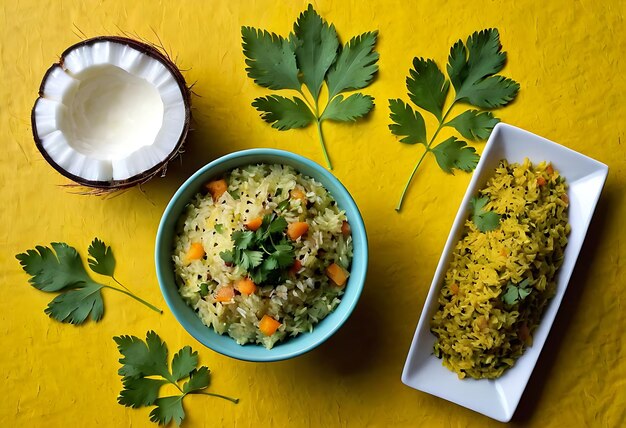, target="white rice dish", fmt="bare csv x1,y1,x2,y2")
172,164,353,349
